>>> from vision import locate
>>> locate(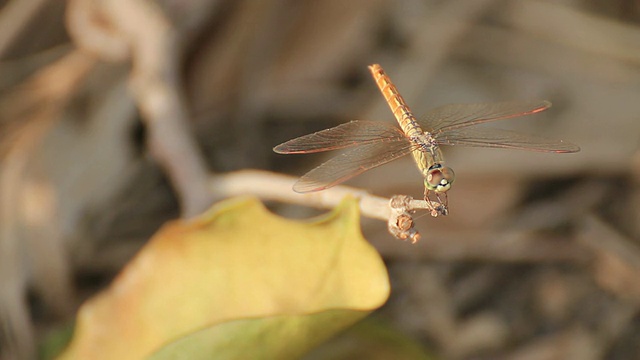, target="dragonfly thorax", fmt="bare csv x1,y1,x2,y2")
425,163,455,193
411,132,437,147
